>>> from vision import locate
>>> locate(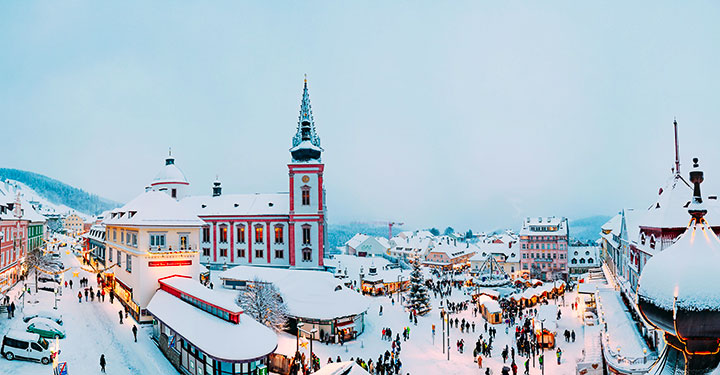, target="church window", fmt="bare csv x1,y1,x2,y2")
219,225,228,243
301,186,311,206
302,247,312,262
237,225,246,243
302,225,311,245
274,225,284,244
